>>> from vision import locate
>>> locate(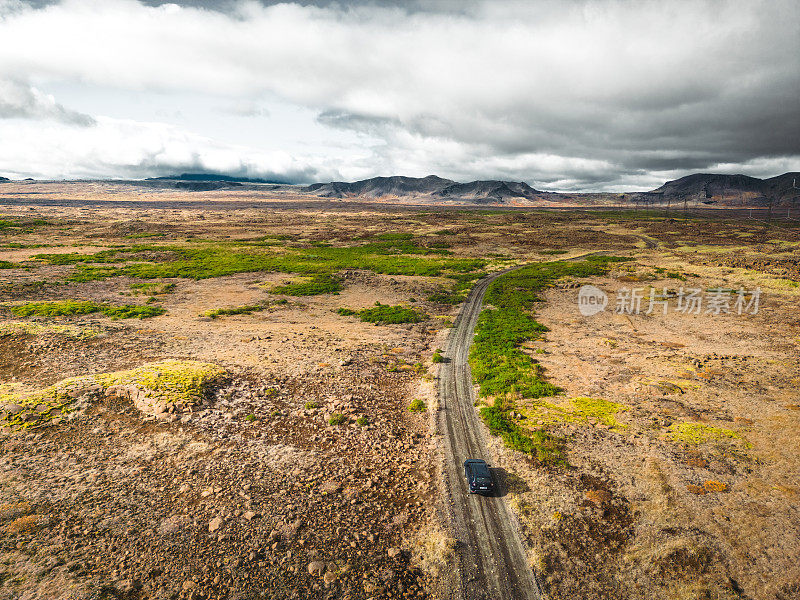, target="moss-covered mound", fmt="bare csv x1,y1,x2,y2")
0,359,226,430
